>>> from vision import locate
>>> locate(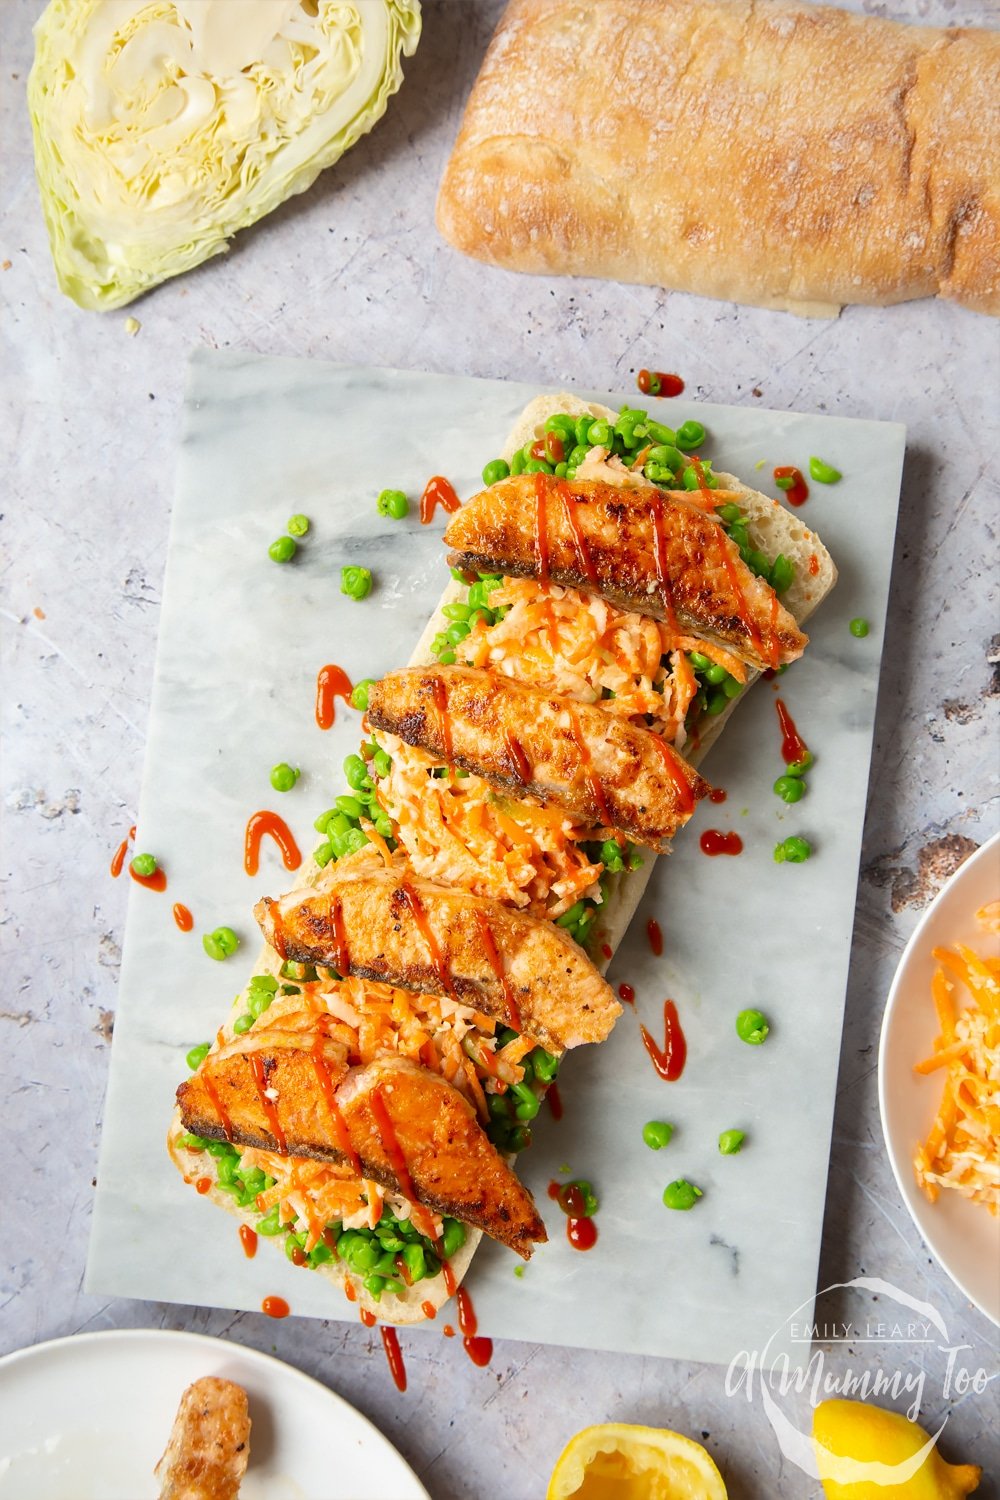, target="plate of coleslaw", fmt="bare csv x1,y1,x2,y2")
878,830,1000,1326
